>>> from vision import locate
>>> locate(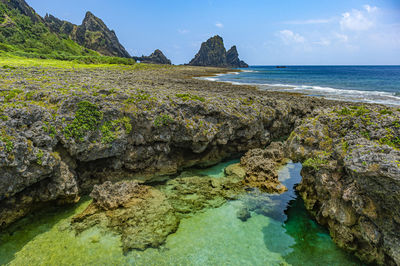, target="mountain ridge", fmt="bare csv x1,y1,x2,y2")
0,0,130,58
